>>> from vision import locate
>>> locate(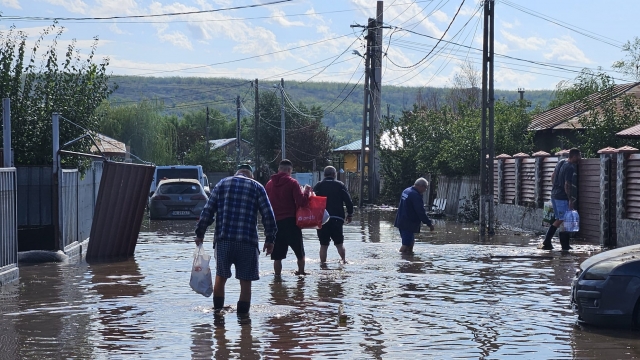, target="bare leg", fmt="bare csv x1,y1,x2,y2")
335,244,346,263
239,280,252,303
296,257,306,275
274,260,282,276
214,276,227,298
319,245,329,263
